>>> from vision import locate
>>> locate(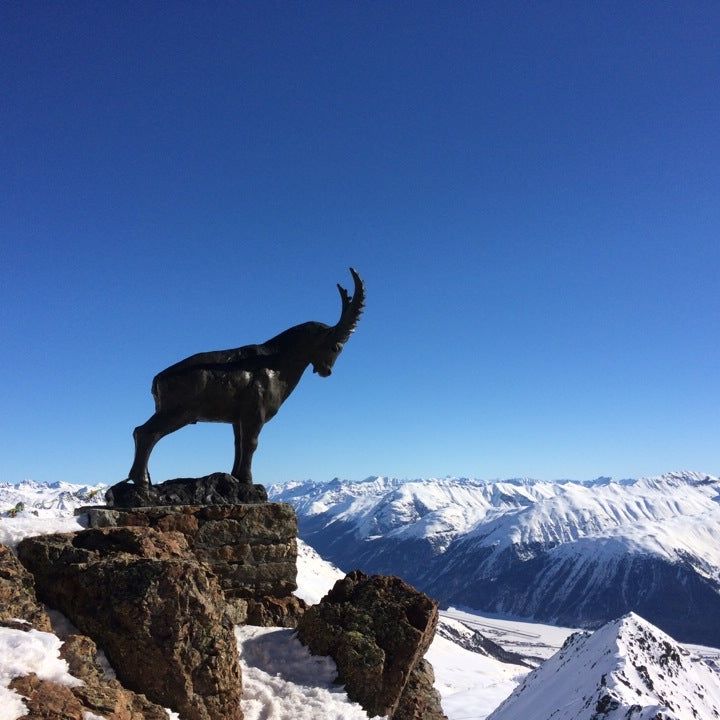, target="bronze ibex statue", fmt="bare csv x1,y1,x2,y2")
128,268,365,487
